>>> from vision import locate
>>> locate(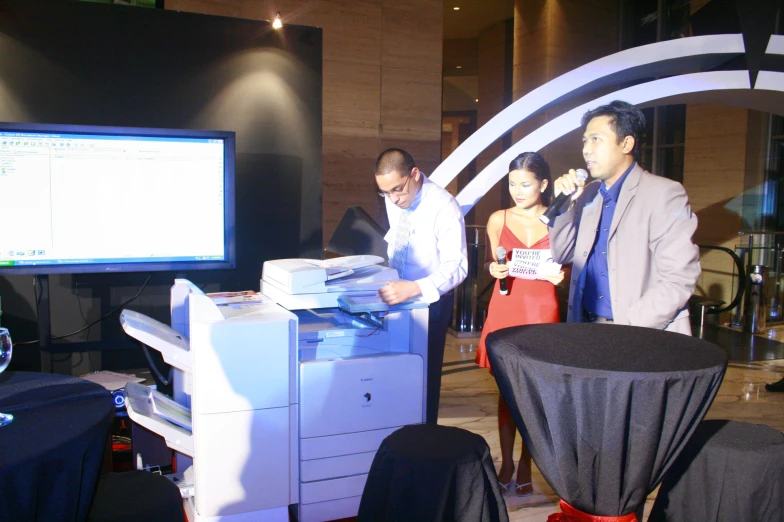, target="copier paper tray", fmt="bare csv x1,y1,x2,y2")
337,295,428,313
